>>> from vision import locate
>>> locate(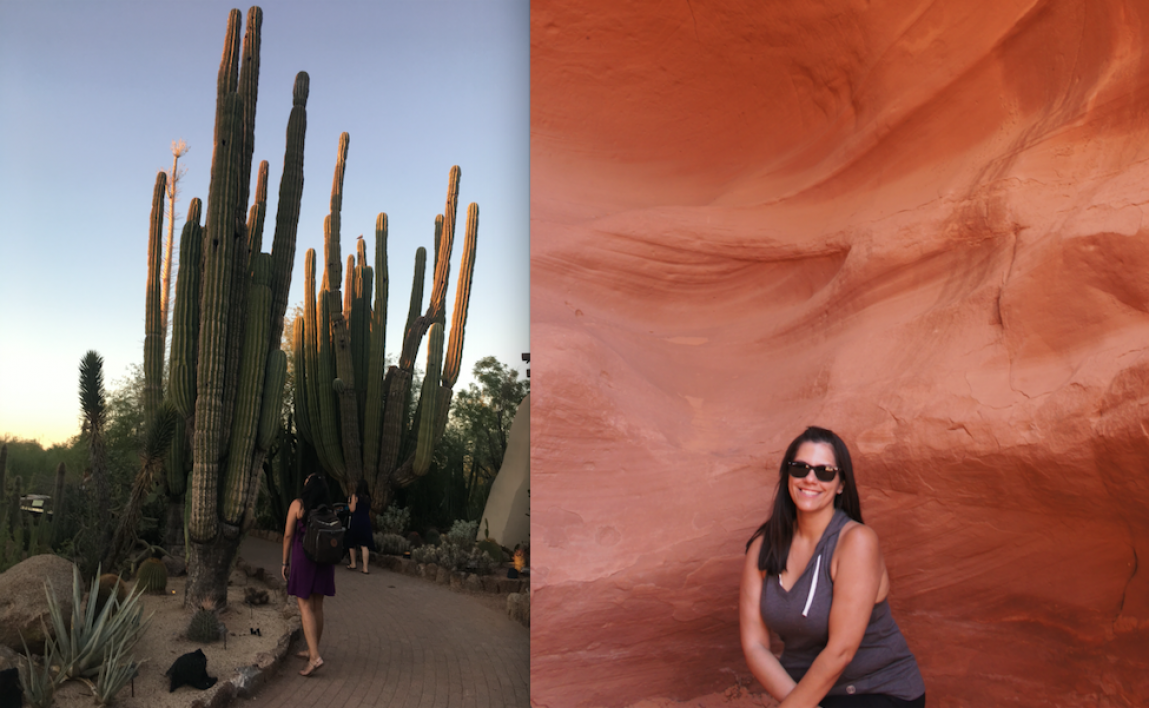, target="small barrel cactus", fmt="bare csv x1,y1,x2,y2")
187,605,225,643
95,573,128,612
136,557,168,593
